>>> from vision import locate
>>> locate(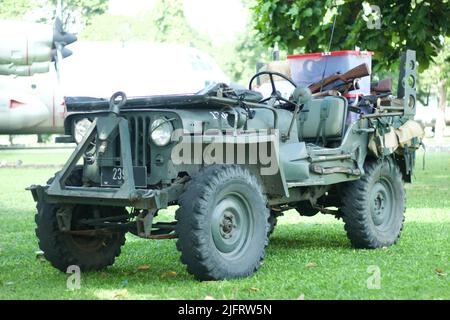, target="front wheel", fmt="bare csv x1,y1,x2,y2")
35,169,126,272
175,165,270,280
340,158,405,248
35,203,127,272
